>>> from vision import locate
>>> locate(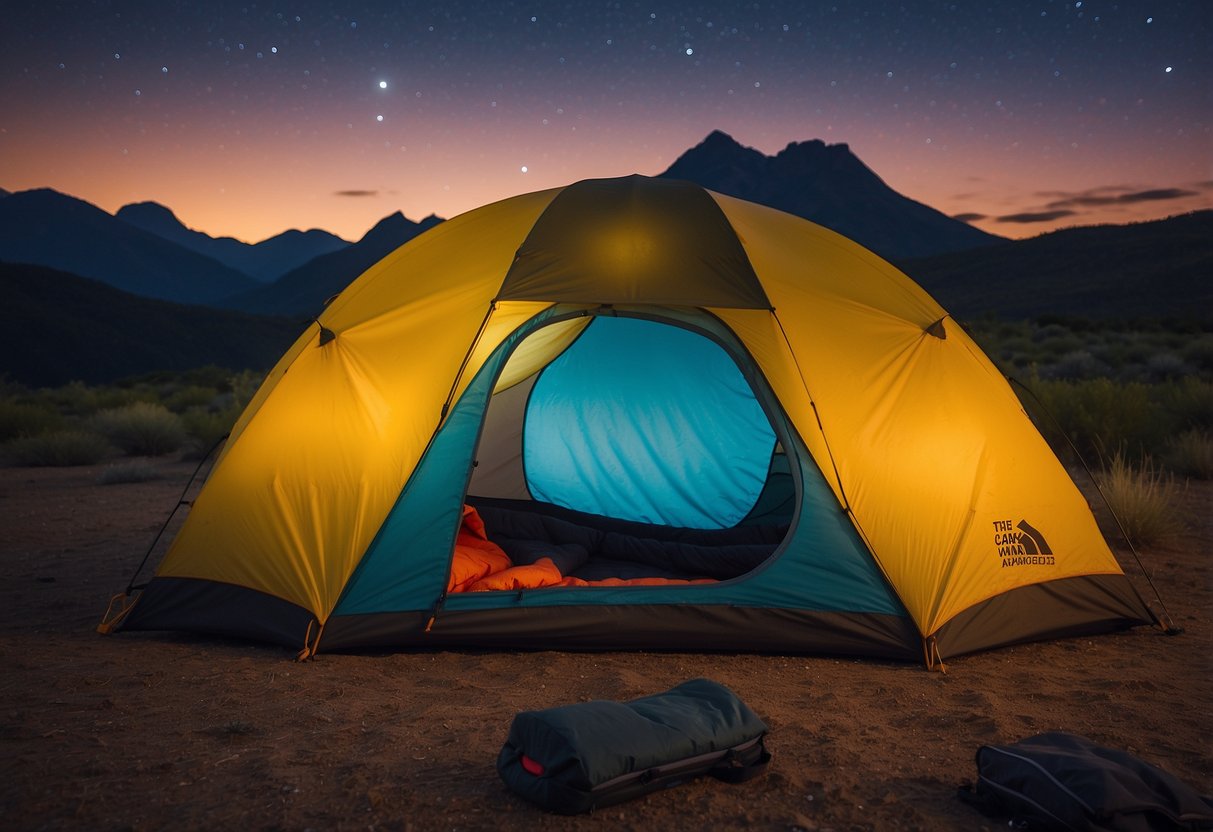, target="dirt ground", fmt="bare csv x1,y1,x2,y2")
1,459,1209,831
